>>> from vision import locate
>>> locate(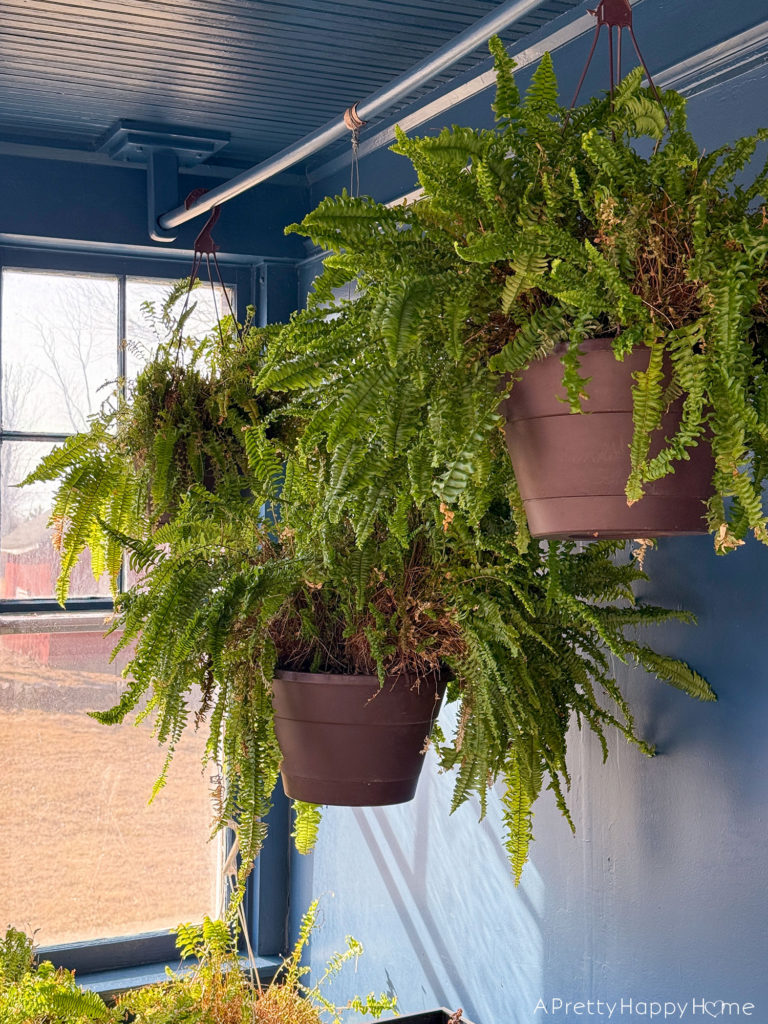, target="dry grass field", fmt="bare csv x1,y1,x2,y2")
0,643,220,948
